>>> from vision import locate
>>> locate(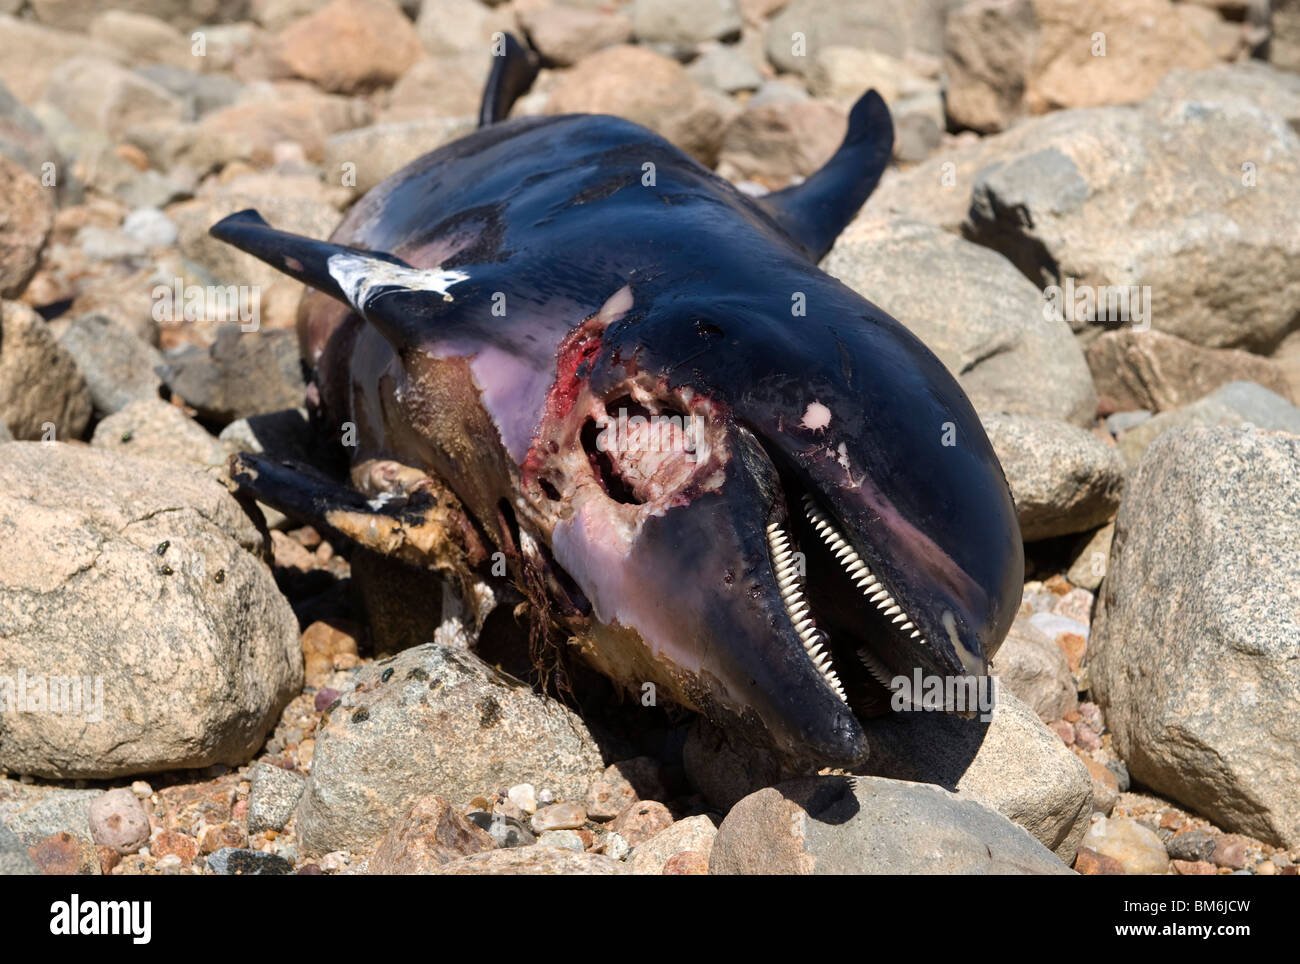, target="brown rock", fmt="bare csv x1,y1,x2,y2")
43,56,184,142
301,620,361,686
530,802,587,832
150,830,199,865
1172,858,1217,875
28,832,99,875
585,768,638,822
1074,845,1124,875
367,794,495,873
627,815,717,875
0,304,91,444
944,0,1217,133
0,15,125,104
519,4,632,67
718,99,845,188
1077,753,1119,816
200,823,247,854
1057,632,1087,673
0,159,54,300
662,850,709,874
545,45,726,165
1088,329,1295,413
432,847,630,875
610,800,673,848
96,845,121,875
1081,816,1170,874
175,92,371,172
1211,834,1249,870
274,0,422,93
